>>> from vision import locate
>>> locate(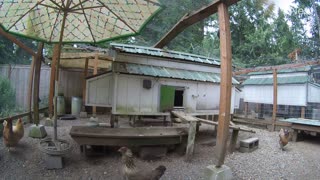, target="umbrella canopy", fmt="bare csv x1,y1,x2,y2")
0,0,162,43
0,0,162,144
